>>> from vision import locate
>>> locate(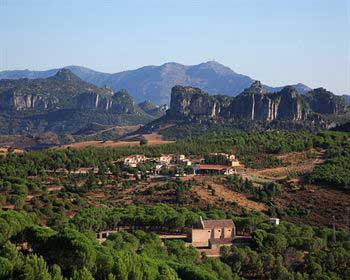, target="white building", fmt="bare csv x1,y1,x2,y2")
268,218,280,226
123,155,147,167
